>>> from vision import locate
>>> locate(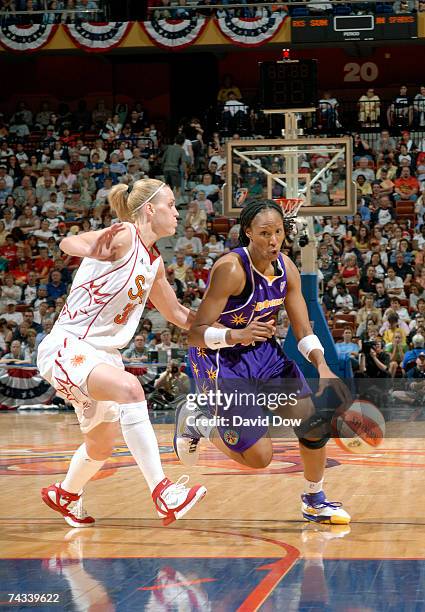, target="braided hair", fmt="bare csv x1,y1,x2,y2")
238,199,296,247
